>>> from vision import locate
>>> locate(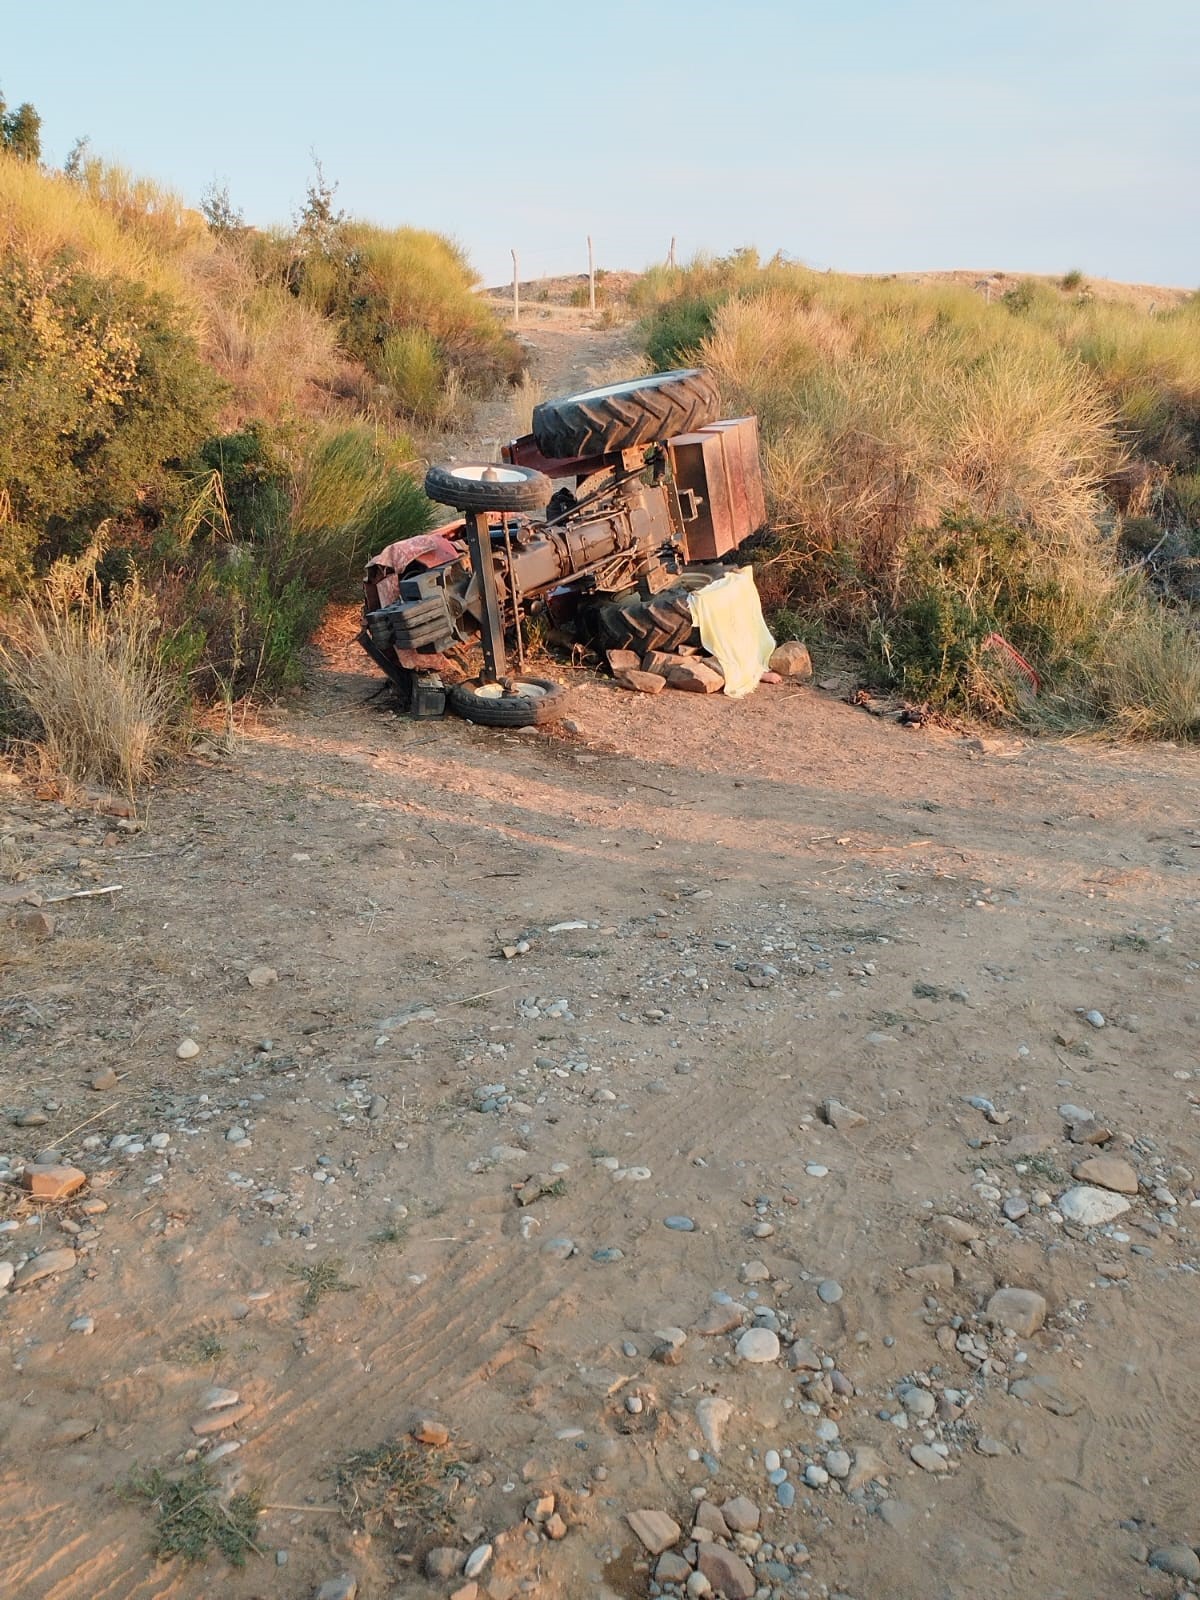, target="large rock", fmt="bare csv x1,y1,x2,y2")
667,660,724,694
21,1164,87,1201
626,1509,681,1555
606,648,642,674
642,650,679,677
985,1287,1048,1338
1058,1185,1131,1225
769,641,813,681
697,1545,757,1599
615,669,667,696
1072,1155,1138,1194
